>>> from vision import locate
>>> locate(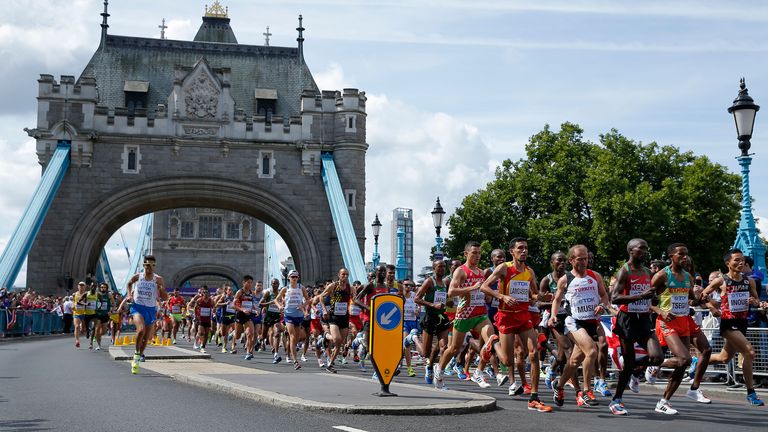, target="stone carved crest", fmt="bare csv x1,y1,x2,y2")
185,73,220,119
